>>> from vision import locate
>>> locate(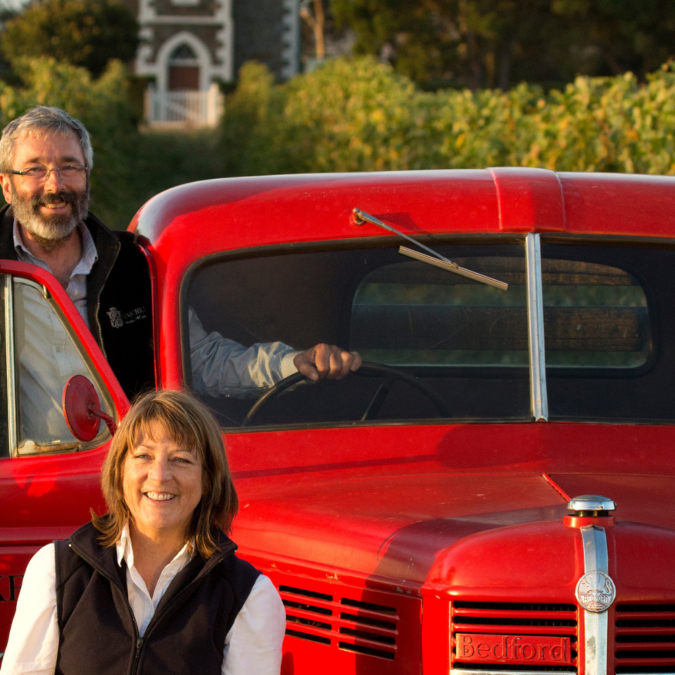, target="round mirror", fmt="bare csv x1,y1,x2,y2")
62,375,103,442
